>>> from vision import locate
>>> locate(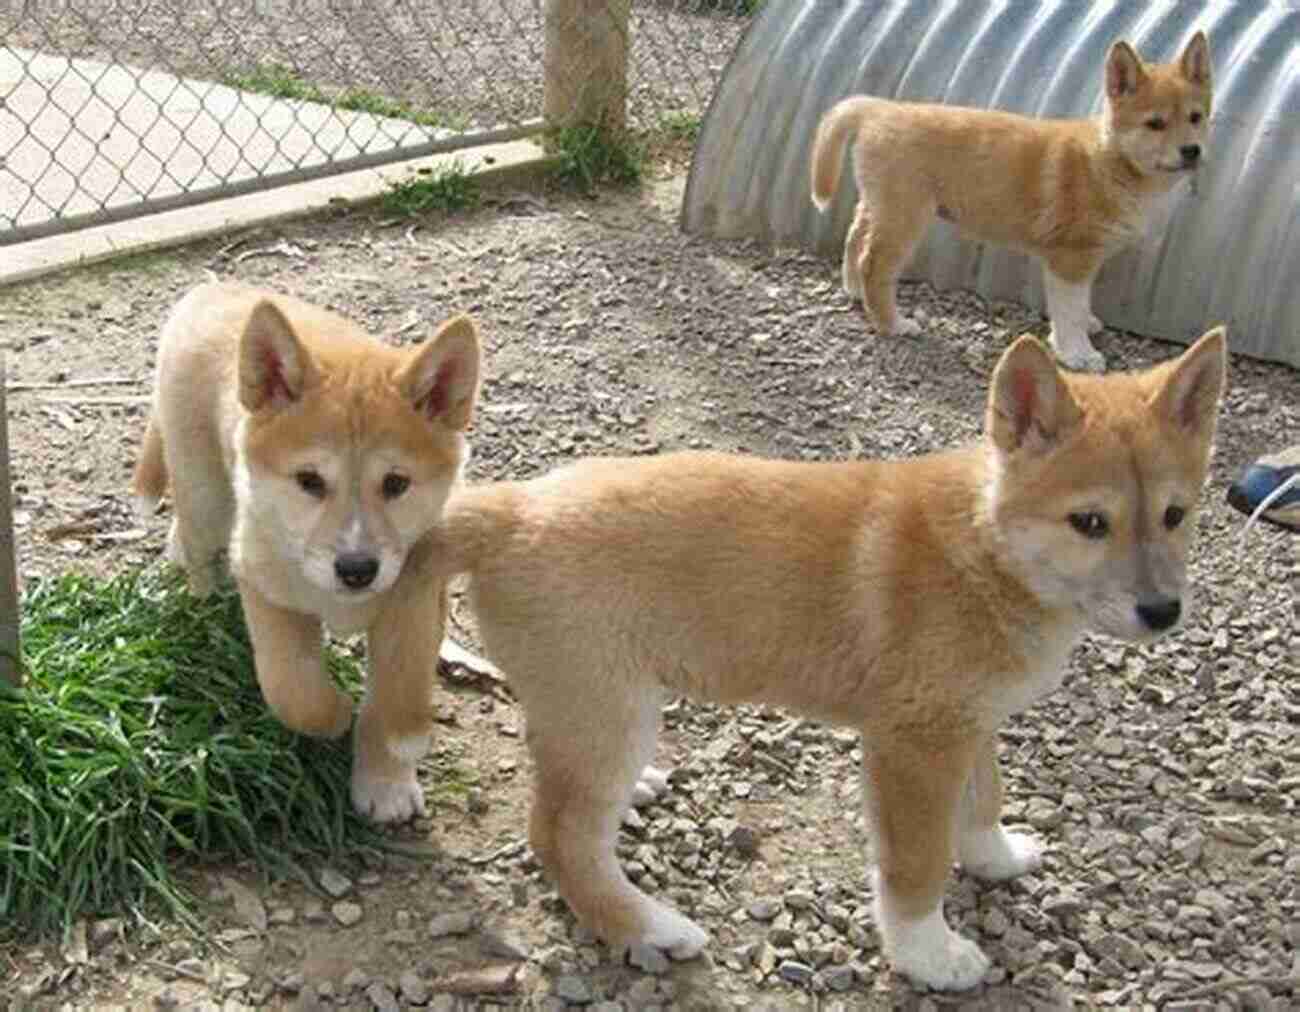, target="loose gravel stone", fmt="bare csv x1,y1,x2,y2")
366,981,399,1012
554,974,592,1003
317,867,352,898
332,901,363,927
428,910,476,938
777,960,815,986
398,970,429,1004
